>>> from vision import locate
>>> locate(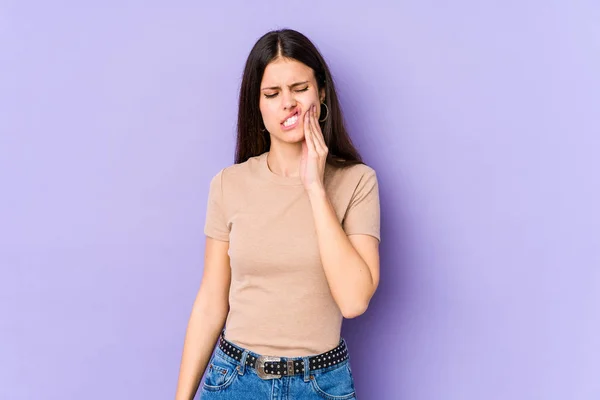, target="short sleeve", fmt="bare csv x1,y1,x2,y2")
204,169,230,241
342,169,381,242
